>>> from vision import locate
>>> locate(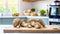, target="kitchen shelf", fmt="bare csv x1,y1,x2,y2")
0,16,49,18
